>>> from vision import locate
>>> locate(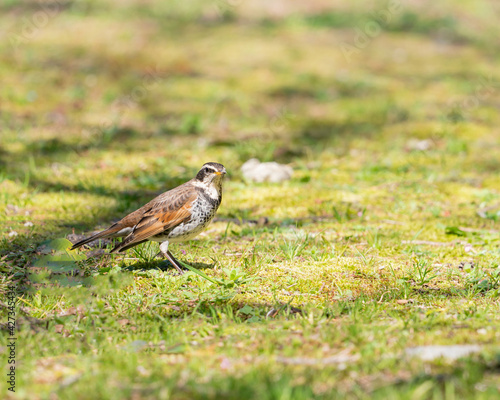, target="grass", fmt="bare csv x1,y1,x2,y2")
1,0,500,398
